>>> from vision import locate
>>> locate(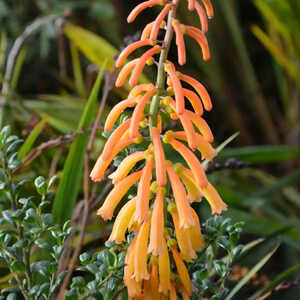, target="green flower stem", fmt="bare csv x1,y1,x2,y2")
149,1,178,128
